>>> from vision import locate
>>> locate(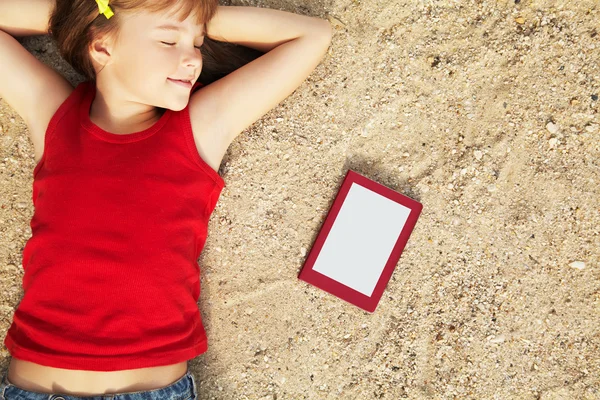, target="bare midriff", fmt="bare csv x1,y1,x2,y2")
7,357,188,396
